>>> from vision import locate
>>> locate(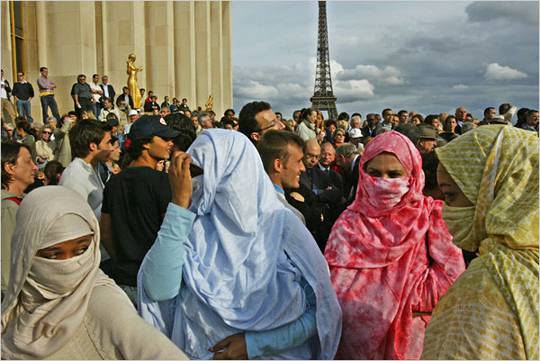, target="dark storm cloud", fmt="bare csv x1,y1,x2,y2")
466,1,538,26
